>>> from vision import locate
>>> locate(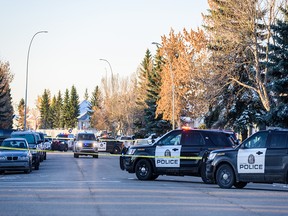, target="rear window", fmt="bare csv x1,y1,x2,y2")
11,133,36,144
269,133,288,148
205,132,234,147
